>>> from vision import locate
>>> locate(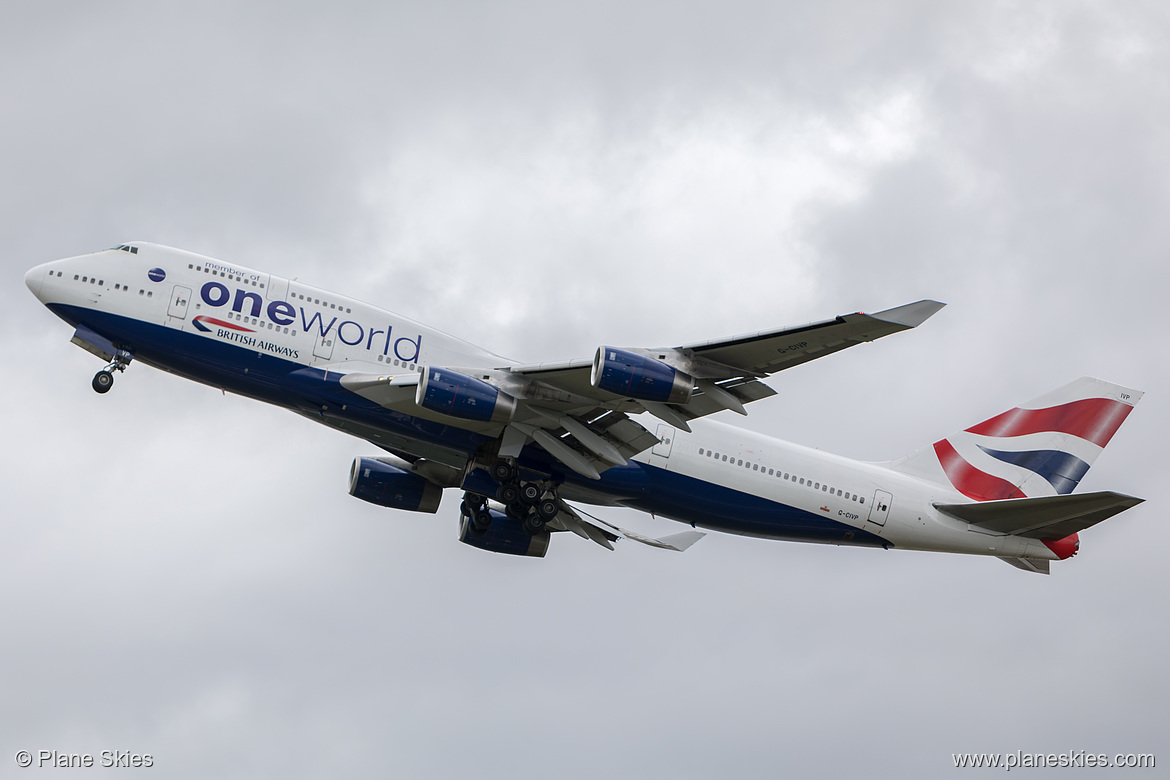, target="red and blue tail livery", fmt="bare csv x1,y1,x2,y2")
24,242,1144,574
894,378,1140,503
